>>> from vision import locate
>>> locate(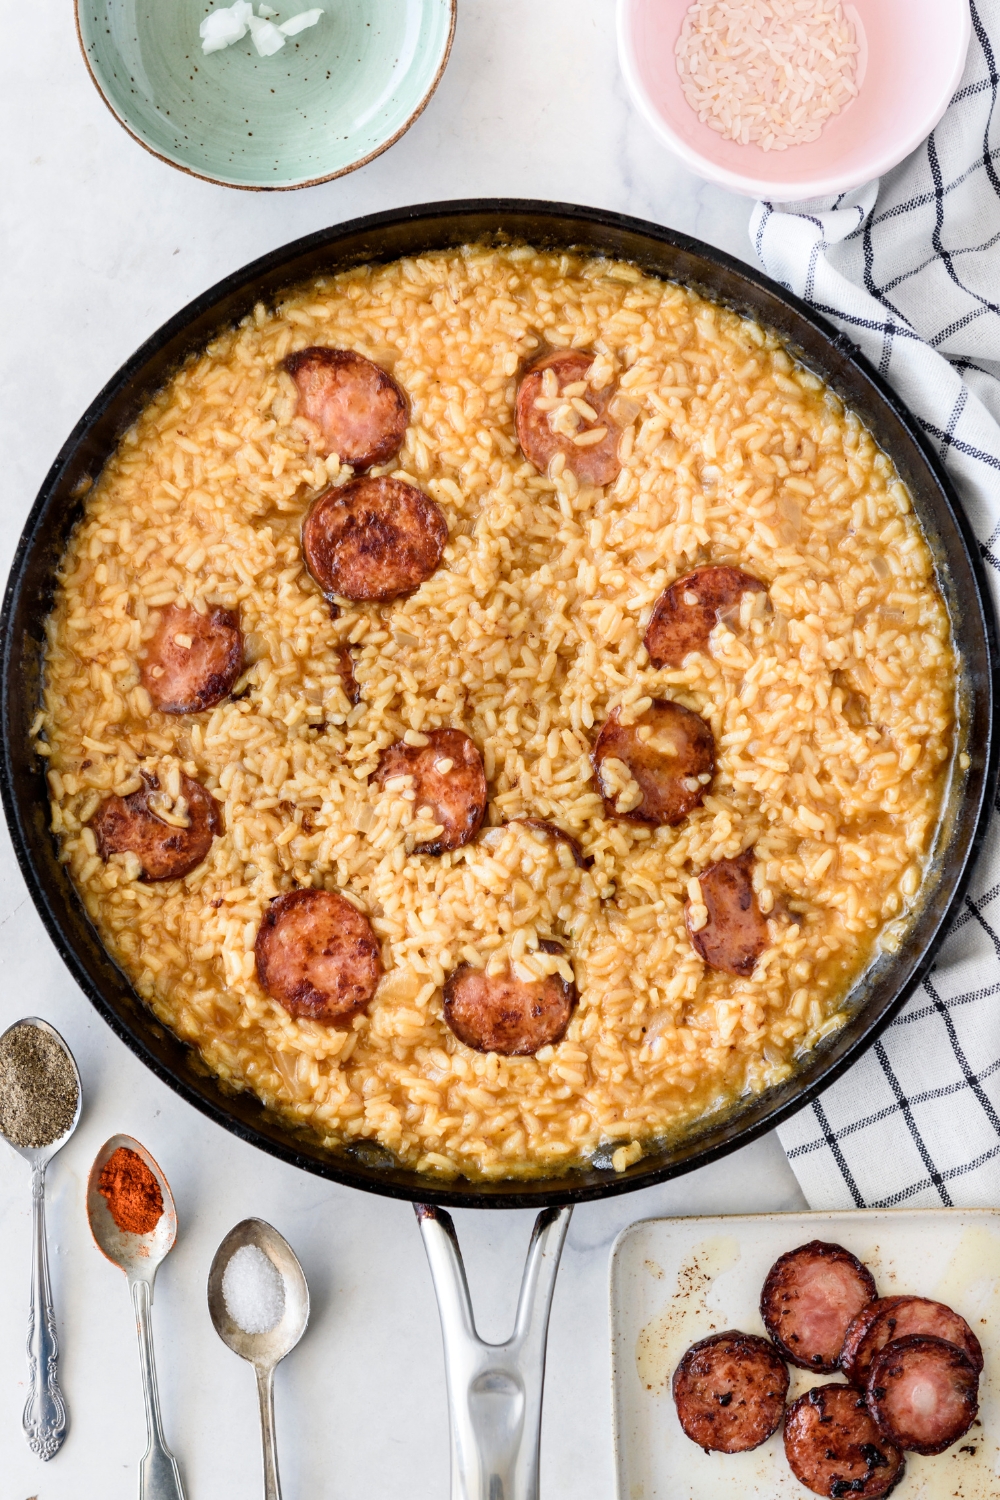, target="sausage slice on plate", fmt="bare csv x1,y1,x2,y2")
867,1335,979,1455
443,942,576,1056
511,818,588,868
91,773,221,882
303,476,447,603
515,350,622,486
284,346,408,470
374,728,486,855
593,700,715,826
841,1296,983,1387
686,849,769,977
784,1384,904,1498
644,566,767,668
255,888,382,1024
672,1331,789,1454
760,1240,877,1371
140,604,243,715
